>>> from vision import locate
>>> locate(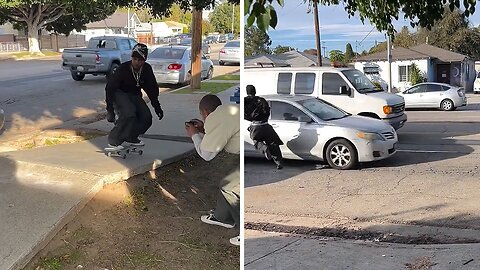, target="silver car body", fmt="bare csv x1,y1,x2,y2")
147,45,214,84
218,40,240,65
397,82,467,110
244,95,398,165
